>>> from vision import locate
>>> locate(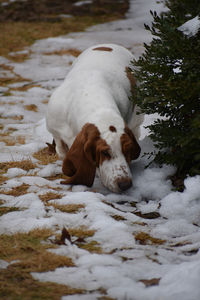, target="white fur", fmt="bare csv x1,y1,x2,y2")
98,135,132,192
46,44,143,192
